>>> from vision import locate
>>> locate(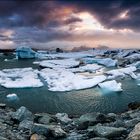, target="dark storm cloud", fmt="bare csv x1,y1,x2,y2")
0,0,139,30
62,0,140,30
